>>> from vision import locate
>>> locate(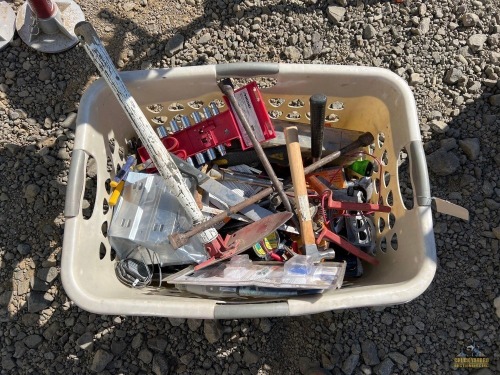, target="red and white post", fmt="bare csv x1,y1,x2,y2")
15,0,85,53
0,1,16,51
